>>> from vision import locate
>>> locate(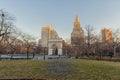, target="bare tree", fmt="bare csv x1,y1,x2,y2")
0,9,15,58
112,28,120,57
0,9,15,39
6,31,23,59
85,25,96,56
20,33,36,59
